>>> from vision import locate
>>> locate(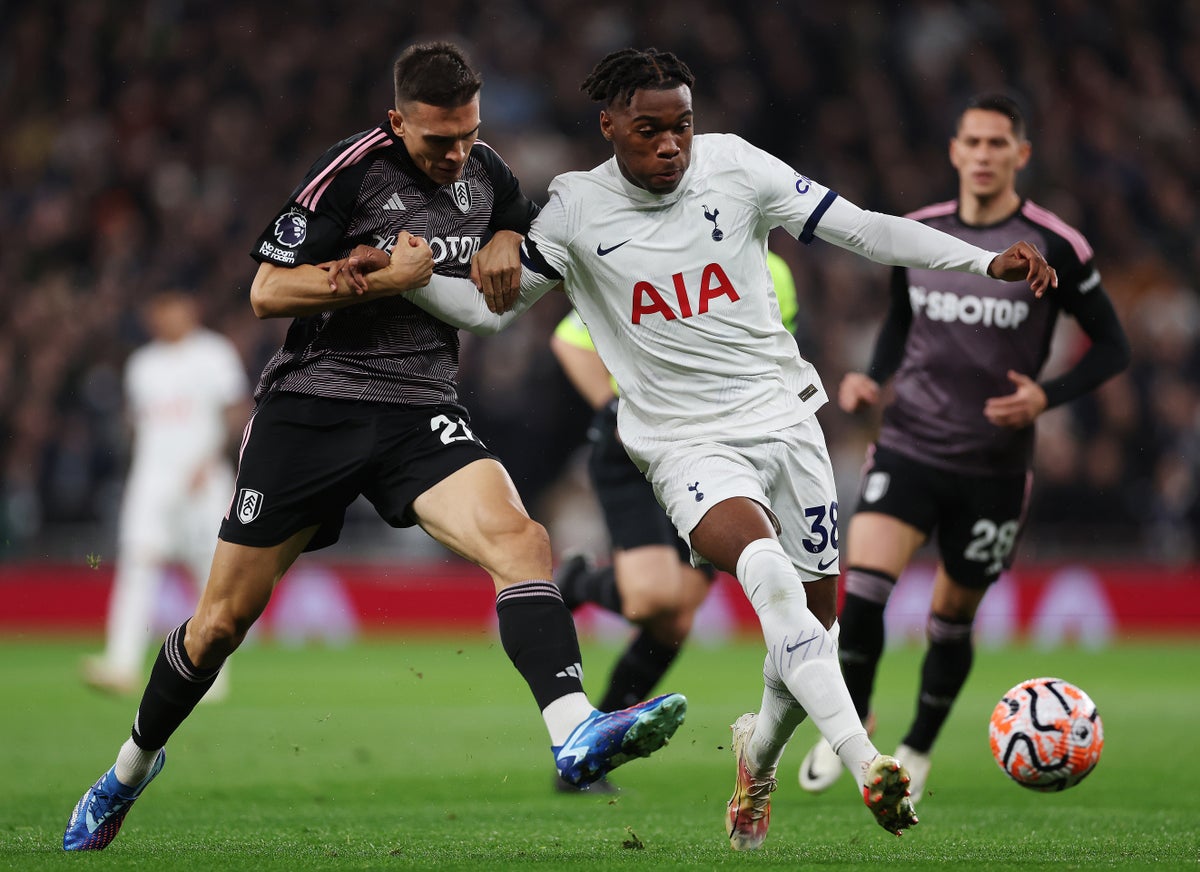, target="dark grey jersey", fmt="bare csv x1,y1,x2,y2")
876,199,1102,475
250,122,538,406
